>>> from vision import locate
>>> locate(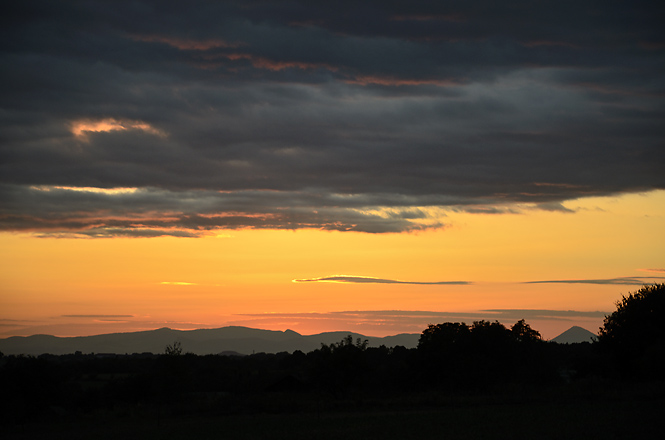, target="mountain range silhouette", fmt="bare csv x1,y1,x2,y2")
0,325,597,355
0,326,418,356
